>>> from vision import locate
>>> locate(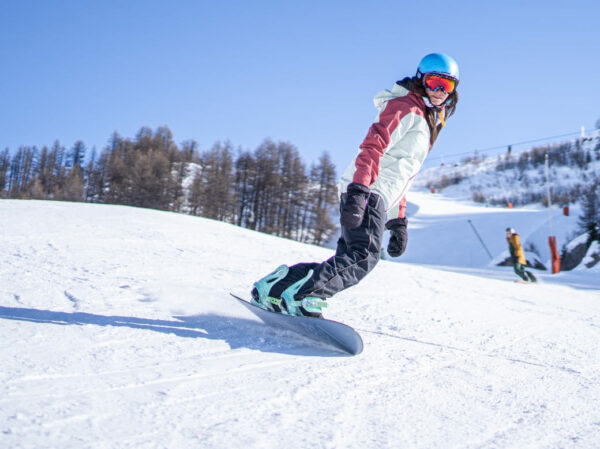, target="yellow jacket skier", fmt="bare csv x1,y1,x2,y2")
506,228,537,282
